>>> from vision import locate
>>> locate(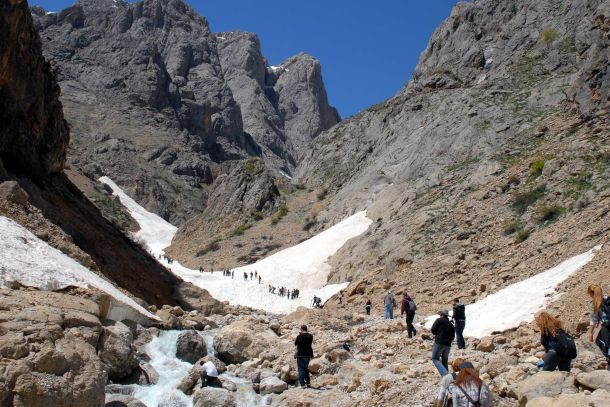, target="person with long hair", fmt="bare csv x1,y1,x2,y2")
451,362,491,407
436,358,465,407
587,284,610,370
535,312,573,372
